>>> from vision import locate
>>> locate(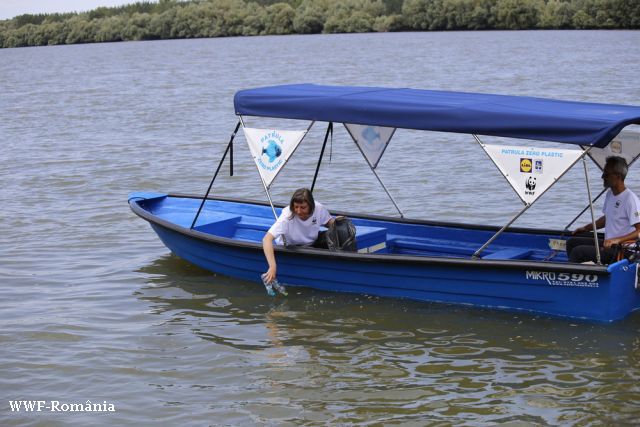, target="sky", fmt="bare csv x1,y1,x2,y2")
0,0,134,20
